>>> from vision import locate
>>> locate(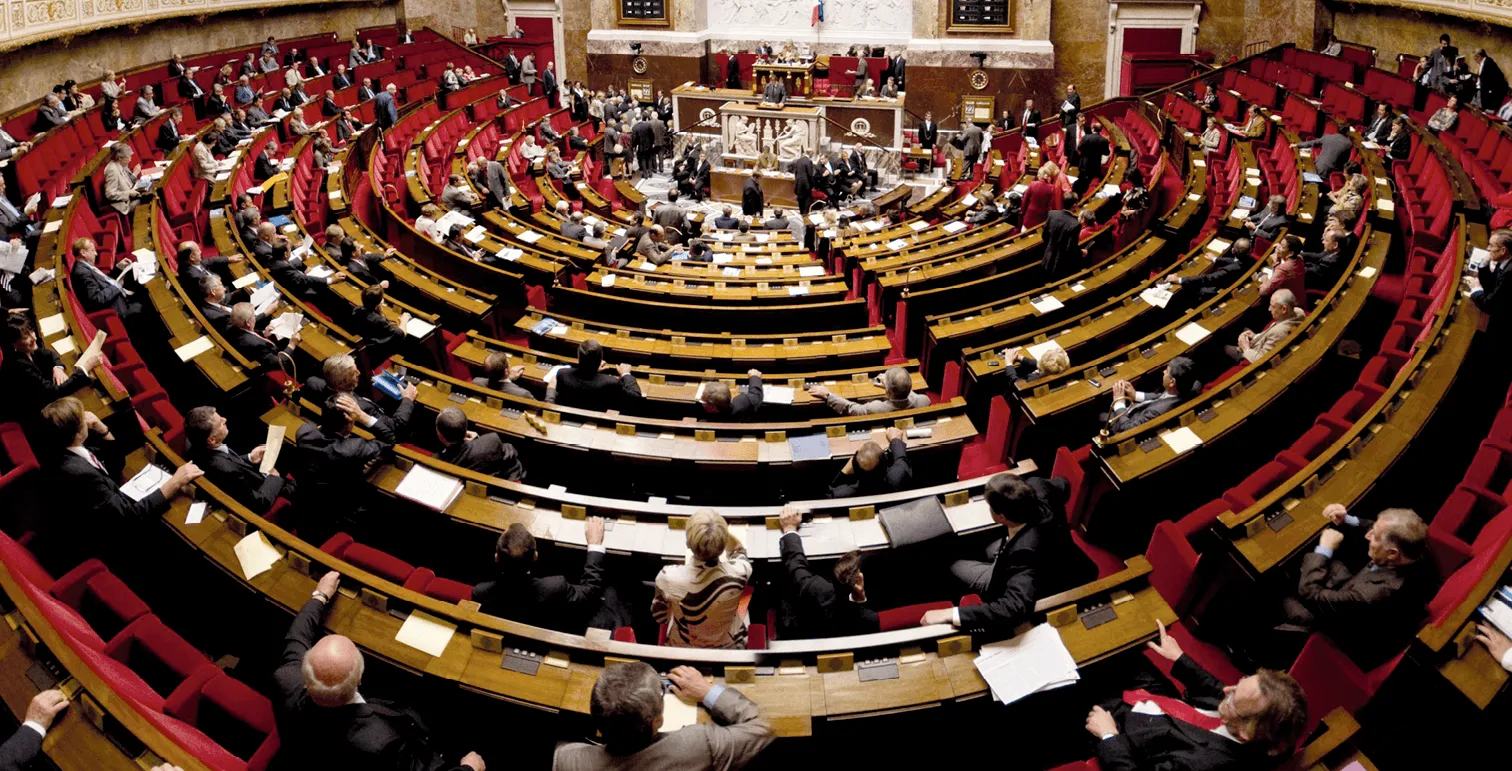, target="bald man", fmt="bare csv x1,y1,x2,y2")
274,571,486,770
